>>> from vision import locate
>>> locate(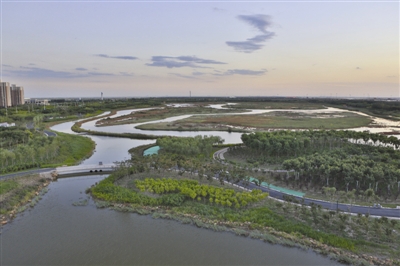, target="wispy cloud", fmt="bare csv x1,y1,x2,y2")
192,71,206,76
356,67,361,70
76,67,88,71
146,56,226,68
226,14,275,53
237,14,273,33
3,66,123,79
87,72,114,76
215,69,267,76
170,73,198,79
4,66,82,79
95,54,138,60
119,72,134,76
